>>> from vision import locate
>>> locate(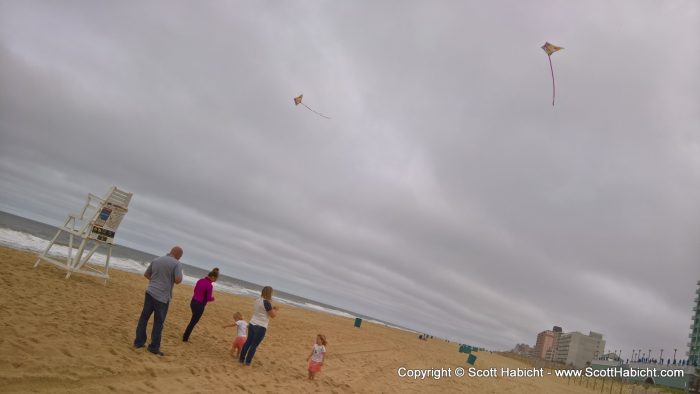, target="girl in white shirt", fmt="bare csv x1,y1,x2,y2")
223,312,247,358
307,334,327,380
